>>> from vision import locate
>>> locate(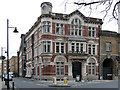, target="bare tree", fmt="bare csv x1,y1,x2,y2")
63,0,120,21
